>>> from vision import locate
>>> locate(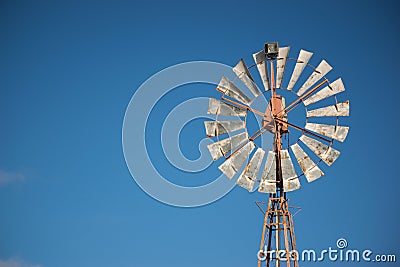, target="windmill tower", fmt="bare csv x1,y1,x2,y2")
205,42,349,267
